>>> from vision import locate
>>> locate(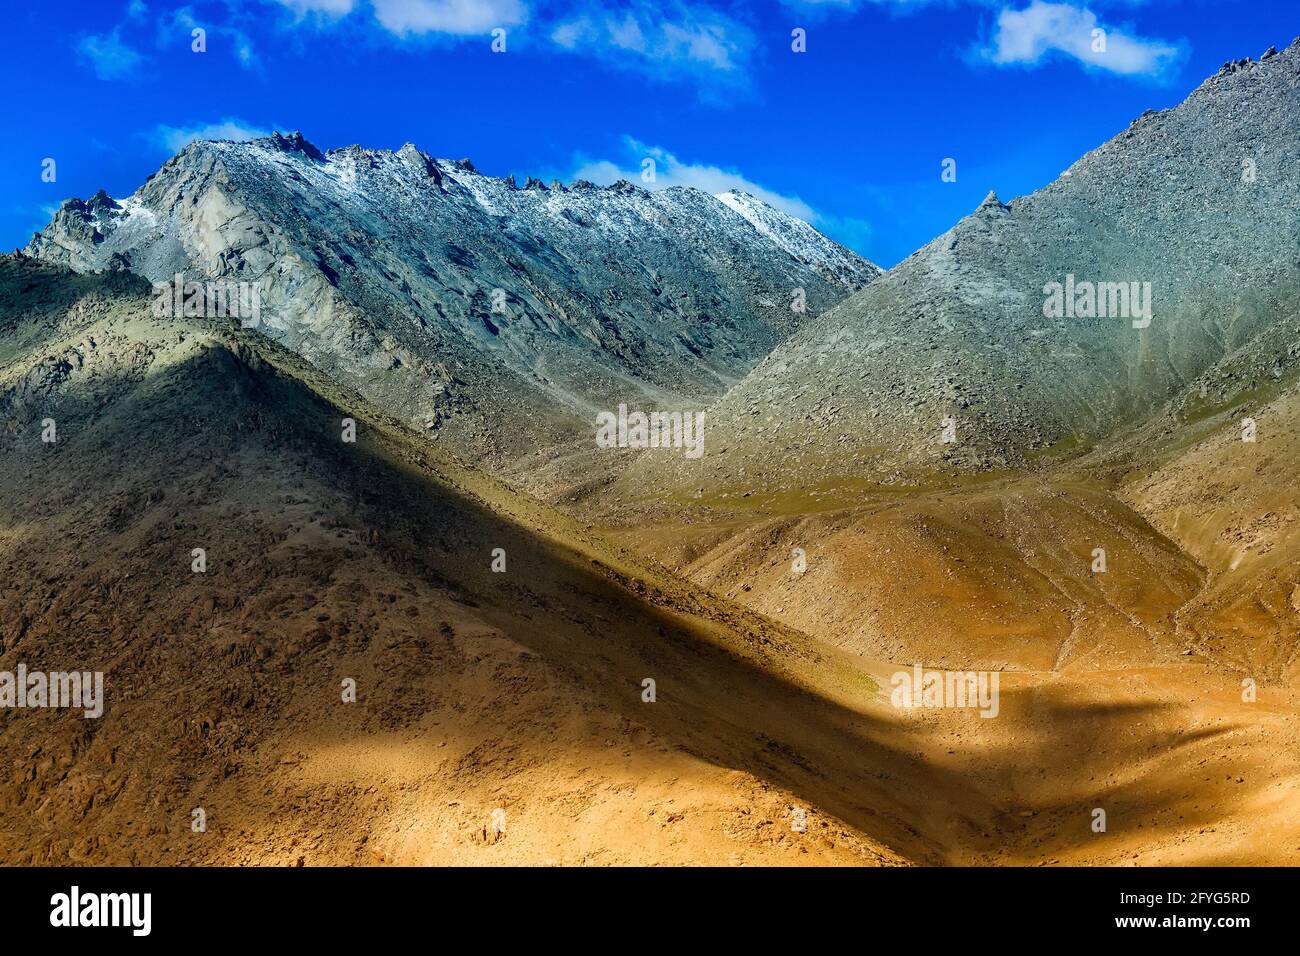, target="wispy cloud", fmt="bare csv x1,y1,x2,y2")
569,136,870,253
573,137,816,220
571,138,874,252
370,0,527,37
77,29,146,80
165,6,260,70
270,0,358,14
261,0,754,91
551,1,756,82
152,118,271,154
78,2,262,78
979,1,1182,77
779,0,934,14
